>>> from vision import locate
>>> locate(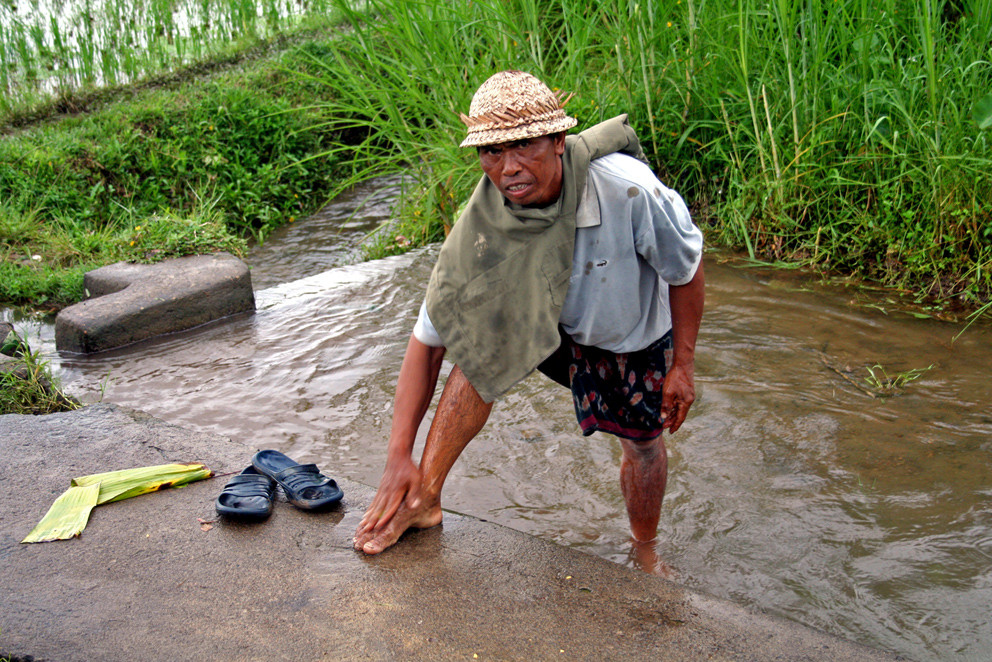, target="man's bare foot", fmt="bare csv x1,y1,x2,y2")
353,500,444,555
